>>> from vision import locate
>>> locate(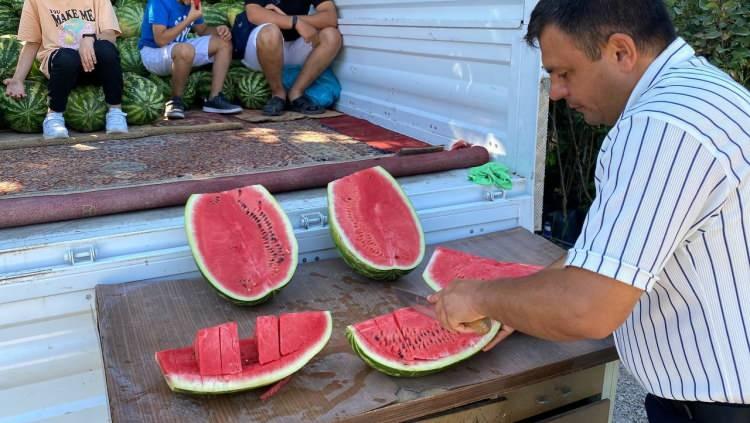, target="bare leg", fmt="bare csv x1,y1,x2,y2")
288,27,342,101
255,24,286,99
207,34,233,98
170,43,195,97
